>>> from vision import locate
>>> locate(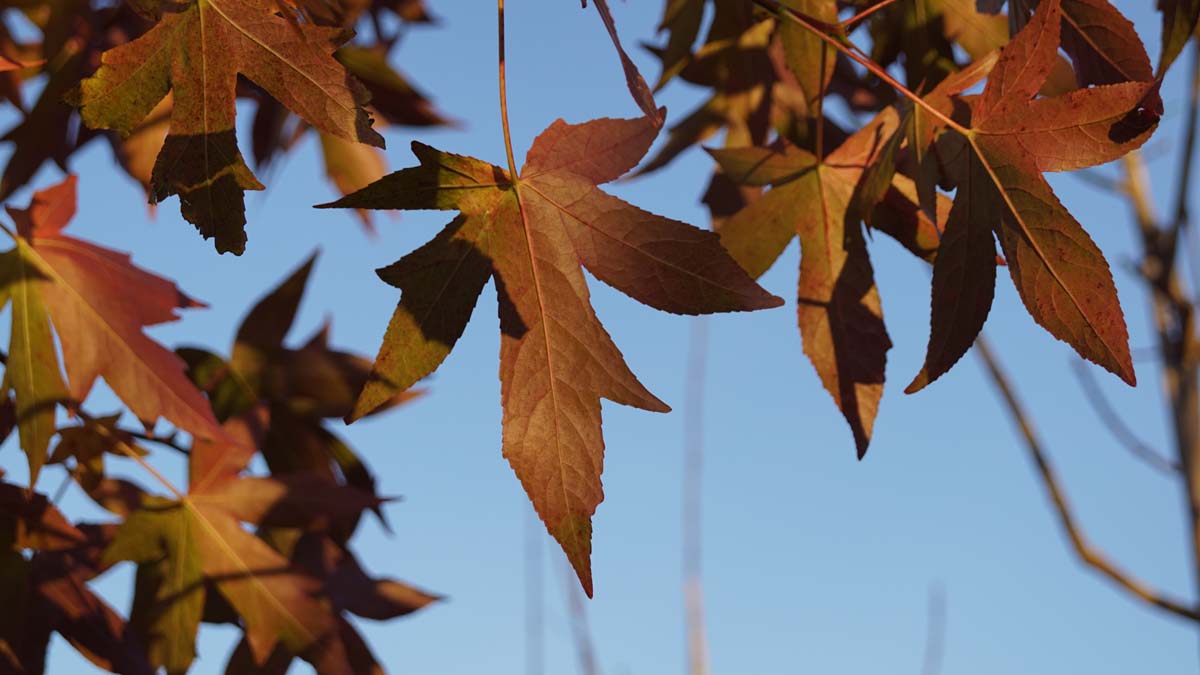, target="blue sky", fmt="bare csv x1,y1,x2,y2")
6,1,1199,673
